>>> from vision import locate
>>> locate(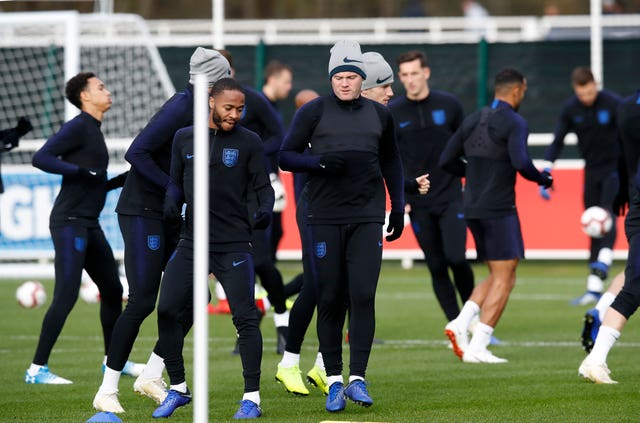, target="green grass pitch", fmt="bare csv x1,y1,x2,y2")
2,260,640,422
